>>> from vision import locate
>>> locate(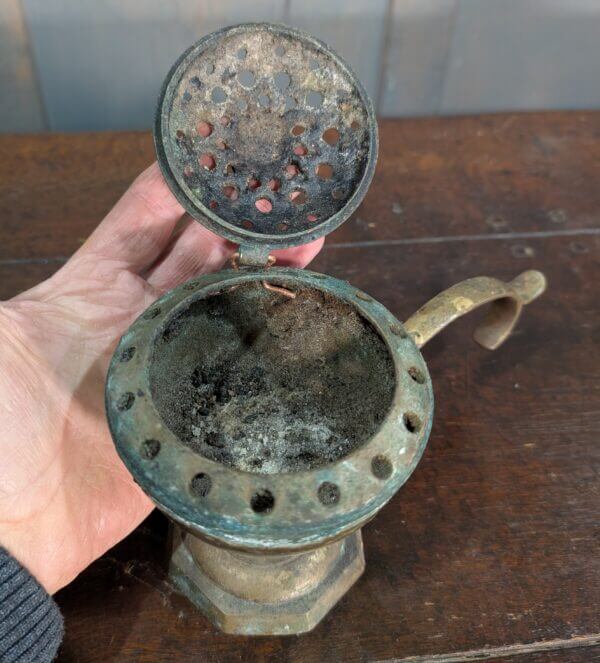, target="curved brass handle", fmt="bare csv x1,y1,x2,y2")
403,270,547,350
